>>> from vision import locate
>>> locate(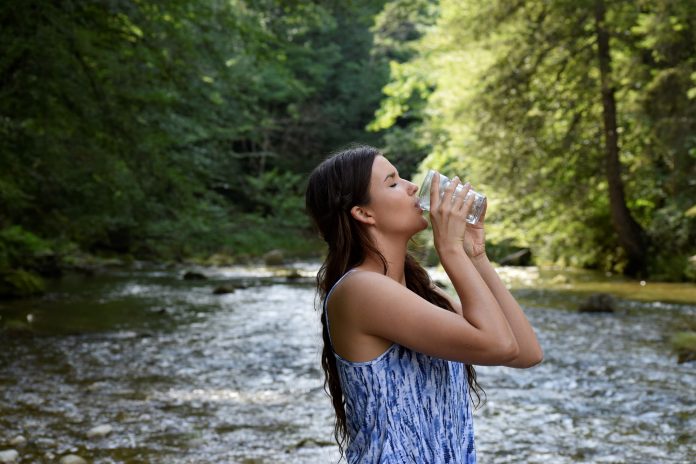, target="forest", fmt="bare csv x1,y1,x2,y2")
1,0,695,298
